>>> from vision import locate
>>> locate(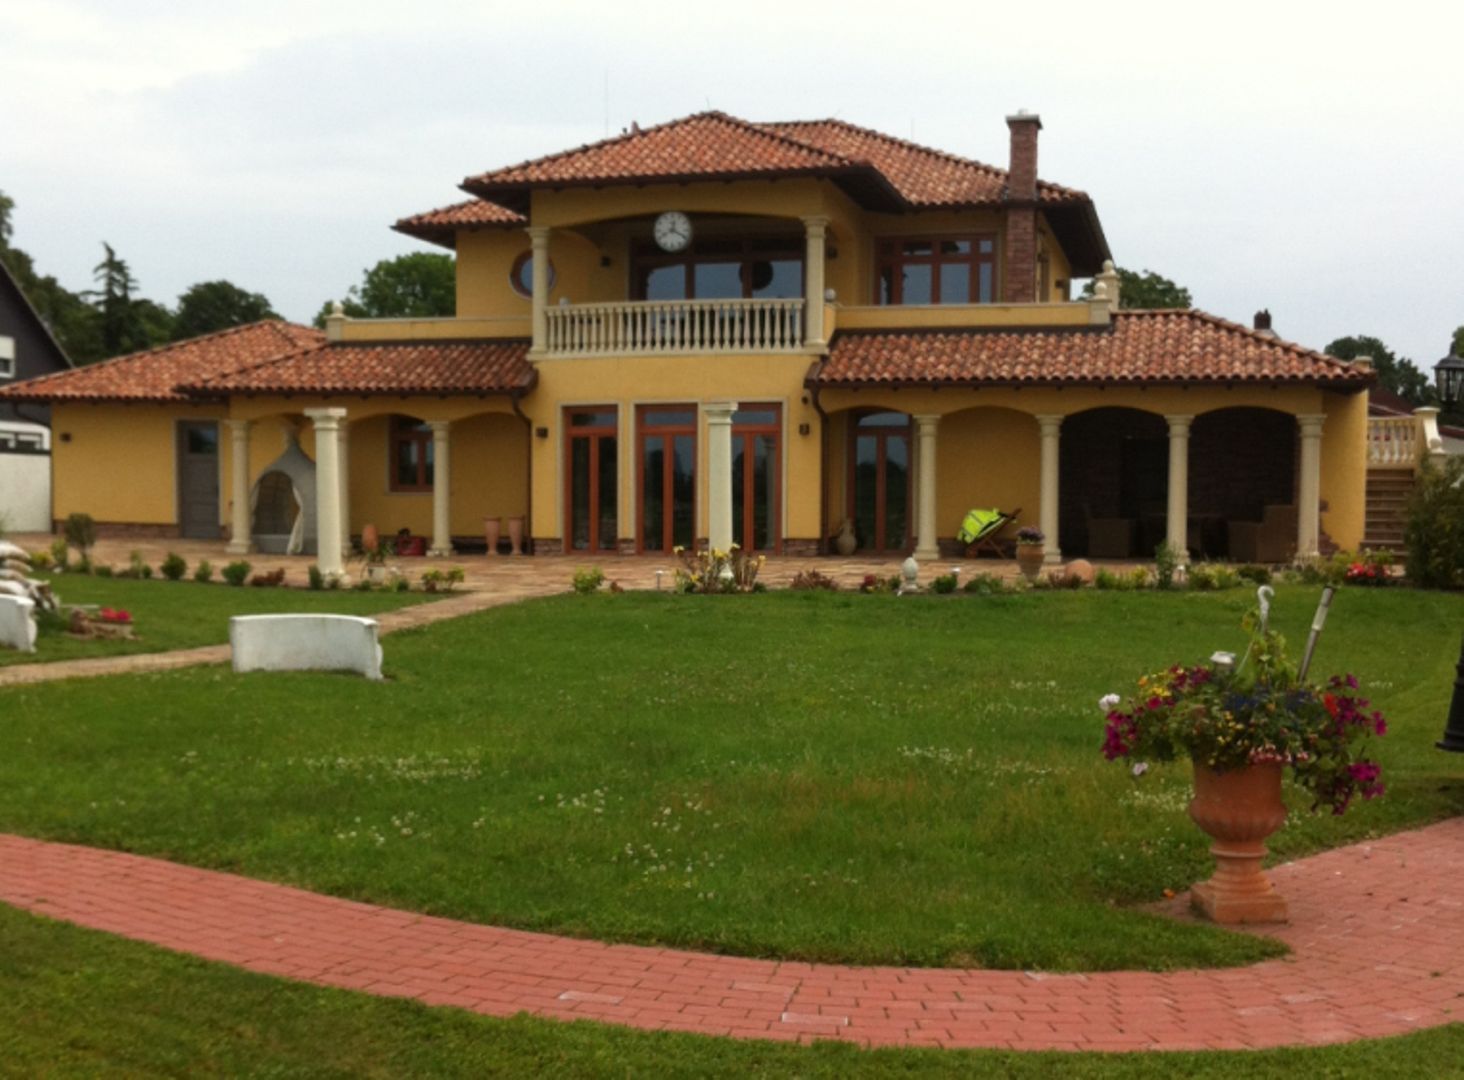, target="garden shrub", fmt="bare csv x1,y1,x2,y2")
28,550,52,571
222,560,251,587
74,555,93,575
572,567,605,594
94,563,113,578
307,565,325,590
421,567,466,593
1044,569,1085,589
1186,563,1239,591
1405,455,1464,589
1236,564,1272,585
931,572,958,594
49,538,68,570
392,574,411,592
789,569,839,591
160,552,187,582
193,560,214,584
962,572,1005,595
1153,541,1180,590
62,513,96,561
352,577,374,591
